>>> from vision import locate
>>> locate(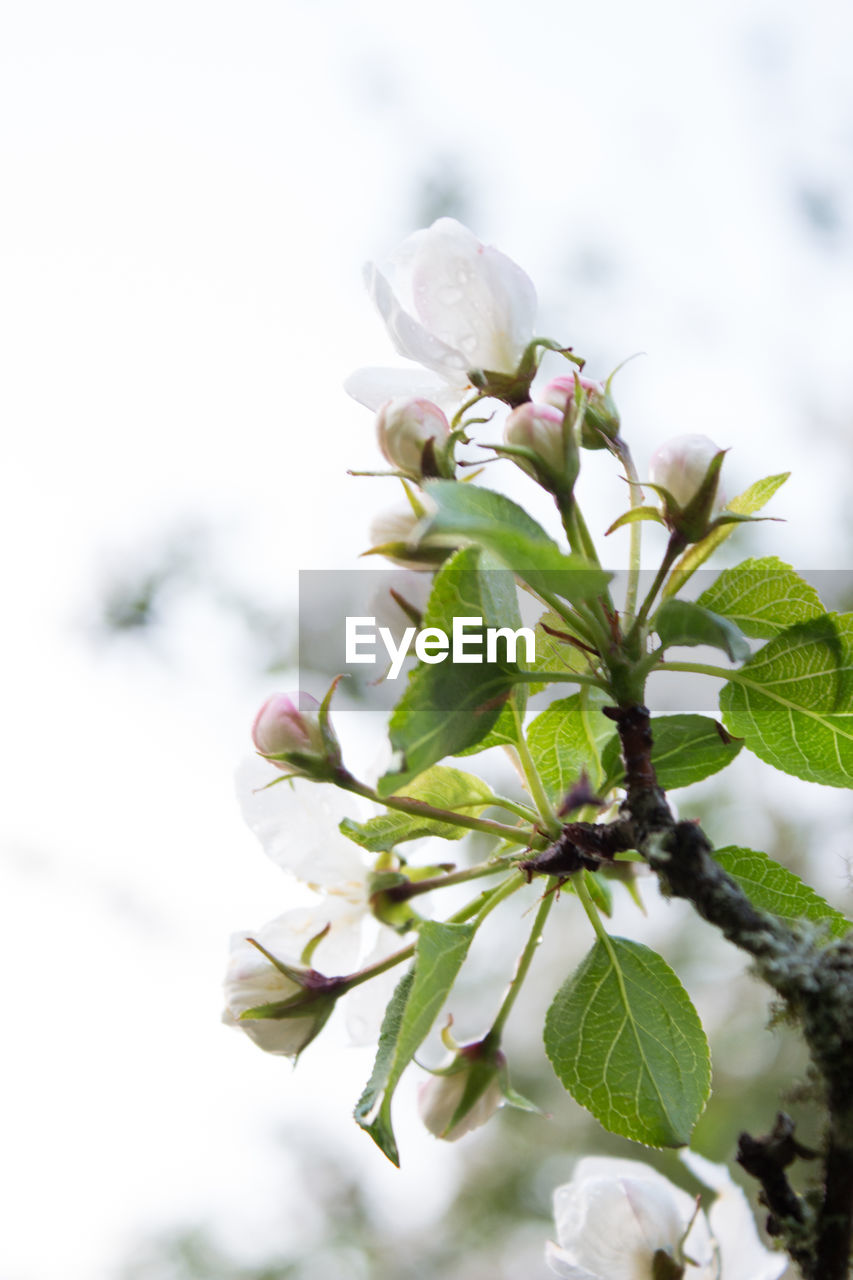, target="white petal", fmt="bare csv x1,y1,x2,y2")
681,1152,787,1280
544,1242,602,1279
344,925,402,1044
262,901,365,974
366,262,470,379
552,1159,714,1280
236,760,367,893
223,920,321,1056
344,366,459,412
408,217,537,373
